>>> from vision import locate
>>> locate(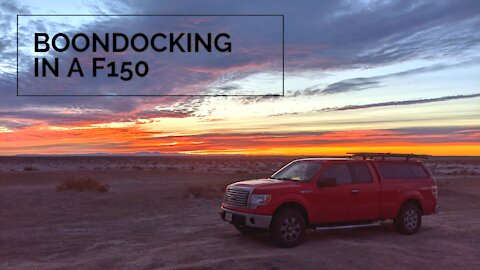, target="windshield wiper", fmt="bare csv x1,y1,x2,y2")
270,177,296,181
